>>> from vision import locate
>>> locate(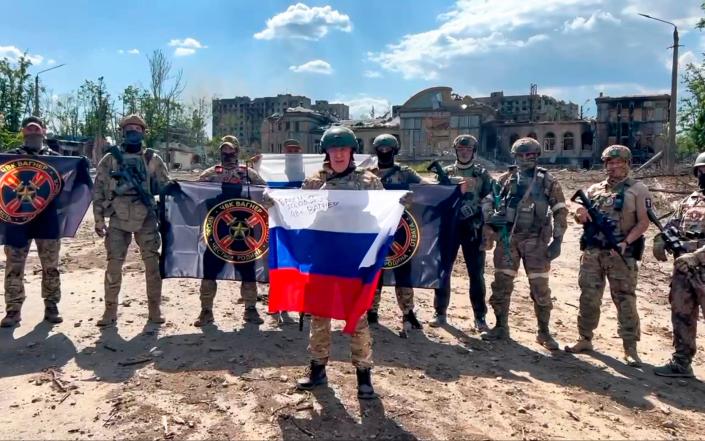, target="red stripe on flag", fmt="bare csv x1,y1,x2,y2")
268,268,380,334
